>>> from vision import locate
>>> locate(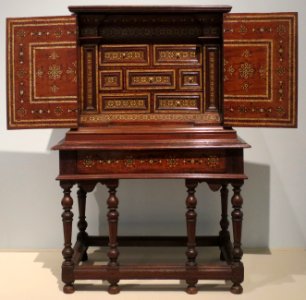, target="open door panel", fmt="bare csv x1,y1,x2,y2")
7,16,78,129
223,13,297,127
